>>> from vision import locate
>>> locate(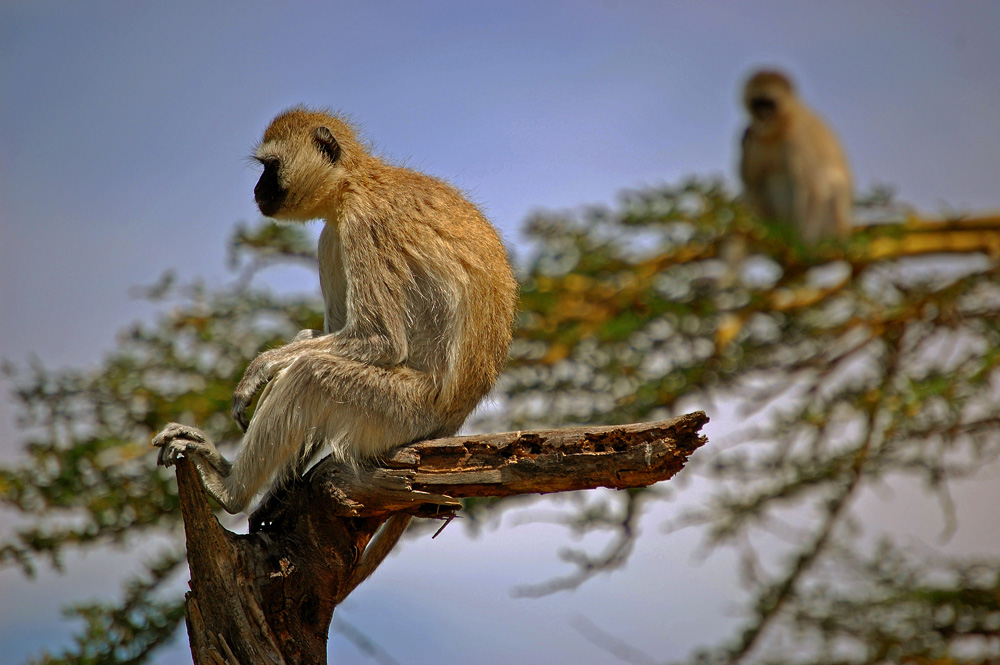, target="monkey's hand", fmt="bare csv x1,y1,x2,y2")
231,348,297,432
152,422,232,476
293,329,325,341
